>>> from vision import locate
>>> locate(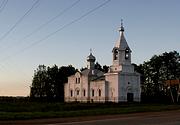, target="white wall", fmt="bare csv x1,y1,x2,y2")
90,80,106,102
119,72,141,102
105,73,119,102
